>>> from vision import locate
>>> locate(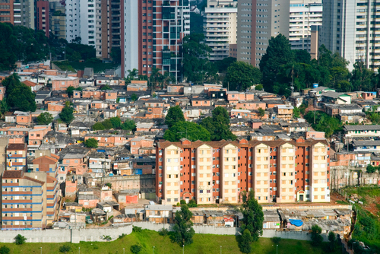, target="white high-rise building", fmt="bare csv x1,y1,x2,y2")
289,0,322,52
203,0,237,61
321,0,380,70
65,0,81,42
